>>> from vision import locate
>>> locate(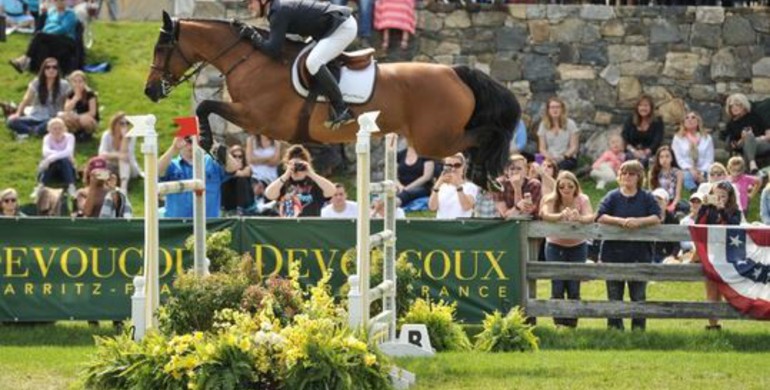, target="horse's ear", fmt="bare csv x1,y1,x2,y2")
162,11,173,32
